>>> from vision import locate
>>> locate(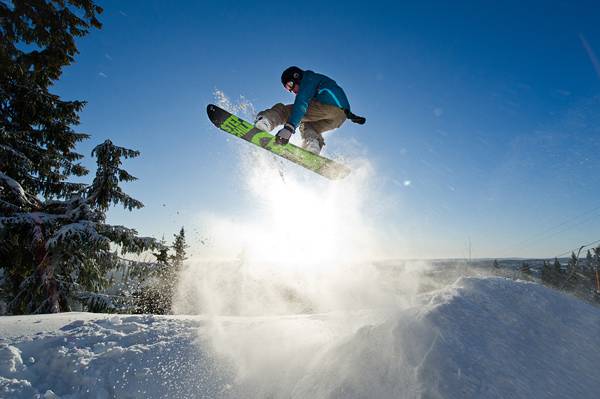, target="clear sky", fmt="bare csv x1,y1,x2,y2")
53,0,600,259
